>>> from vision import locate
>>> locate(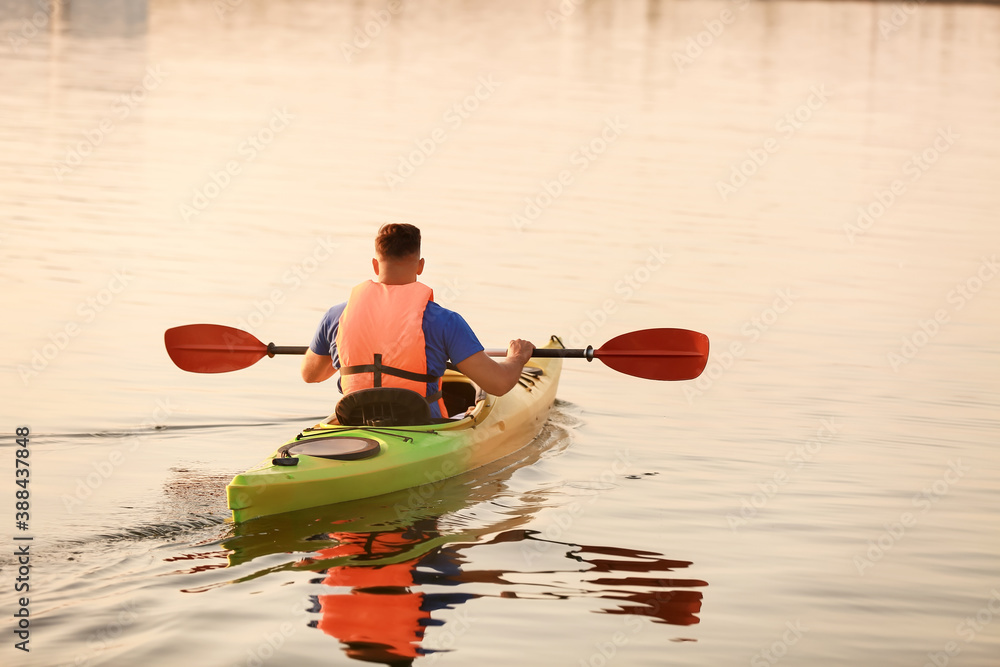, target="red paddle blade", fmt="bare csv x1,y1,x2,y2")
594,328,709,381
165,324,269,373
